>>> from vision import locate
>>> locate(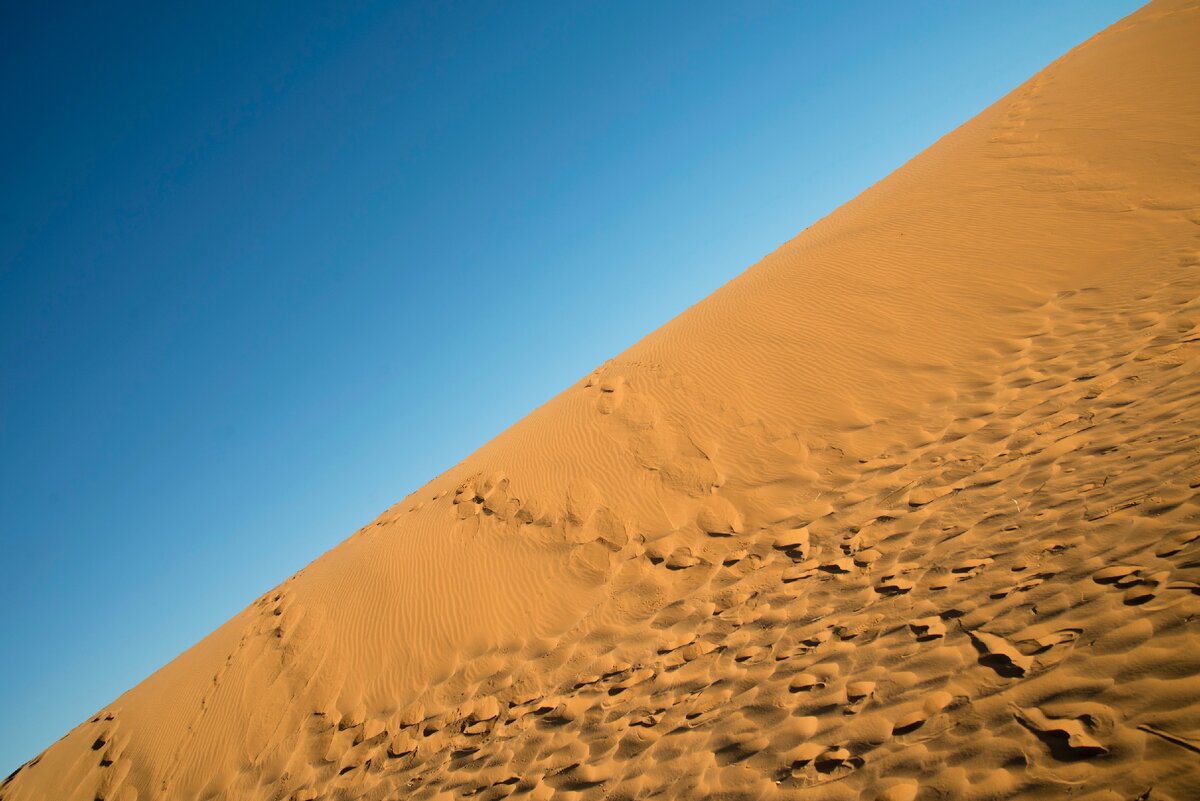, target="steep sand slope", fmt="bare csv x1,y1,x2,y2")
6,2,1200,799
